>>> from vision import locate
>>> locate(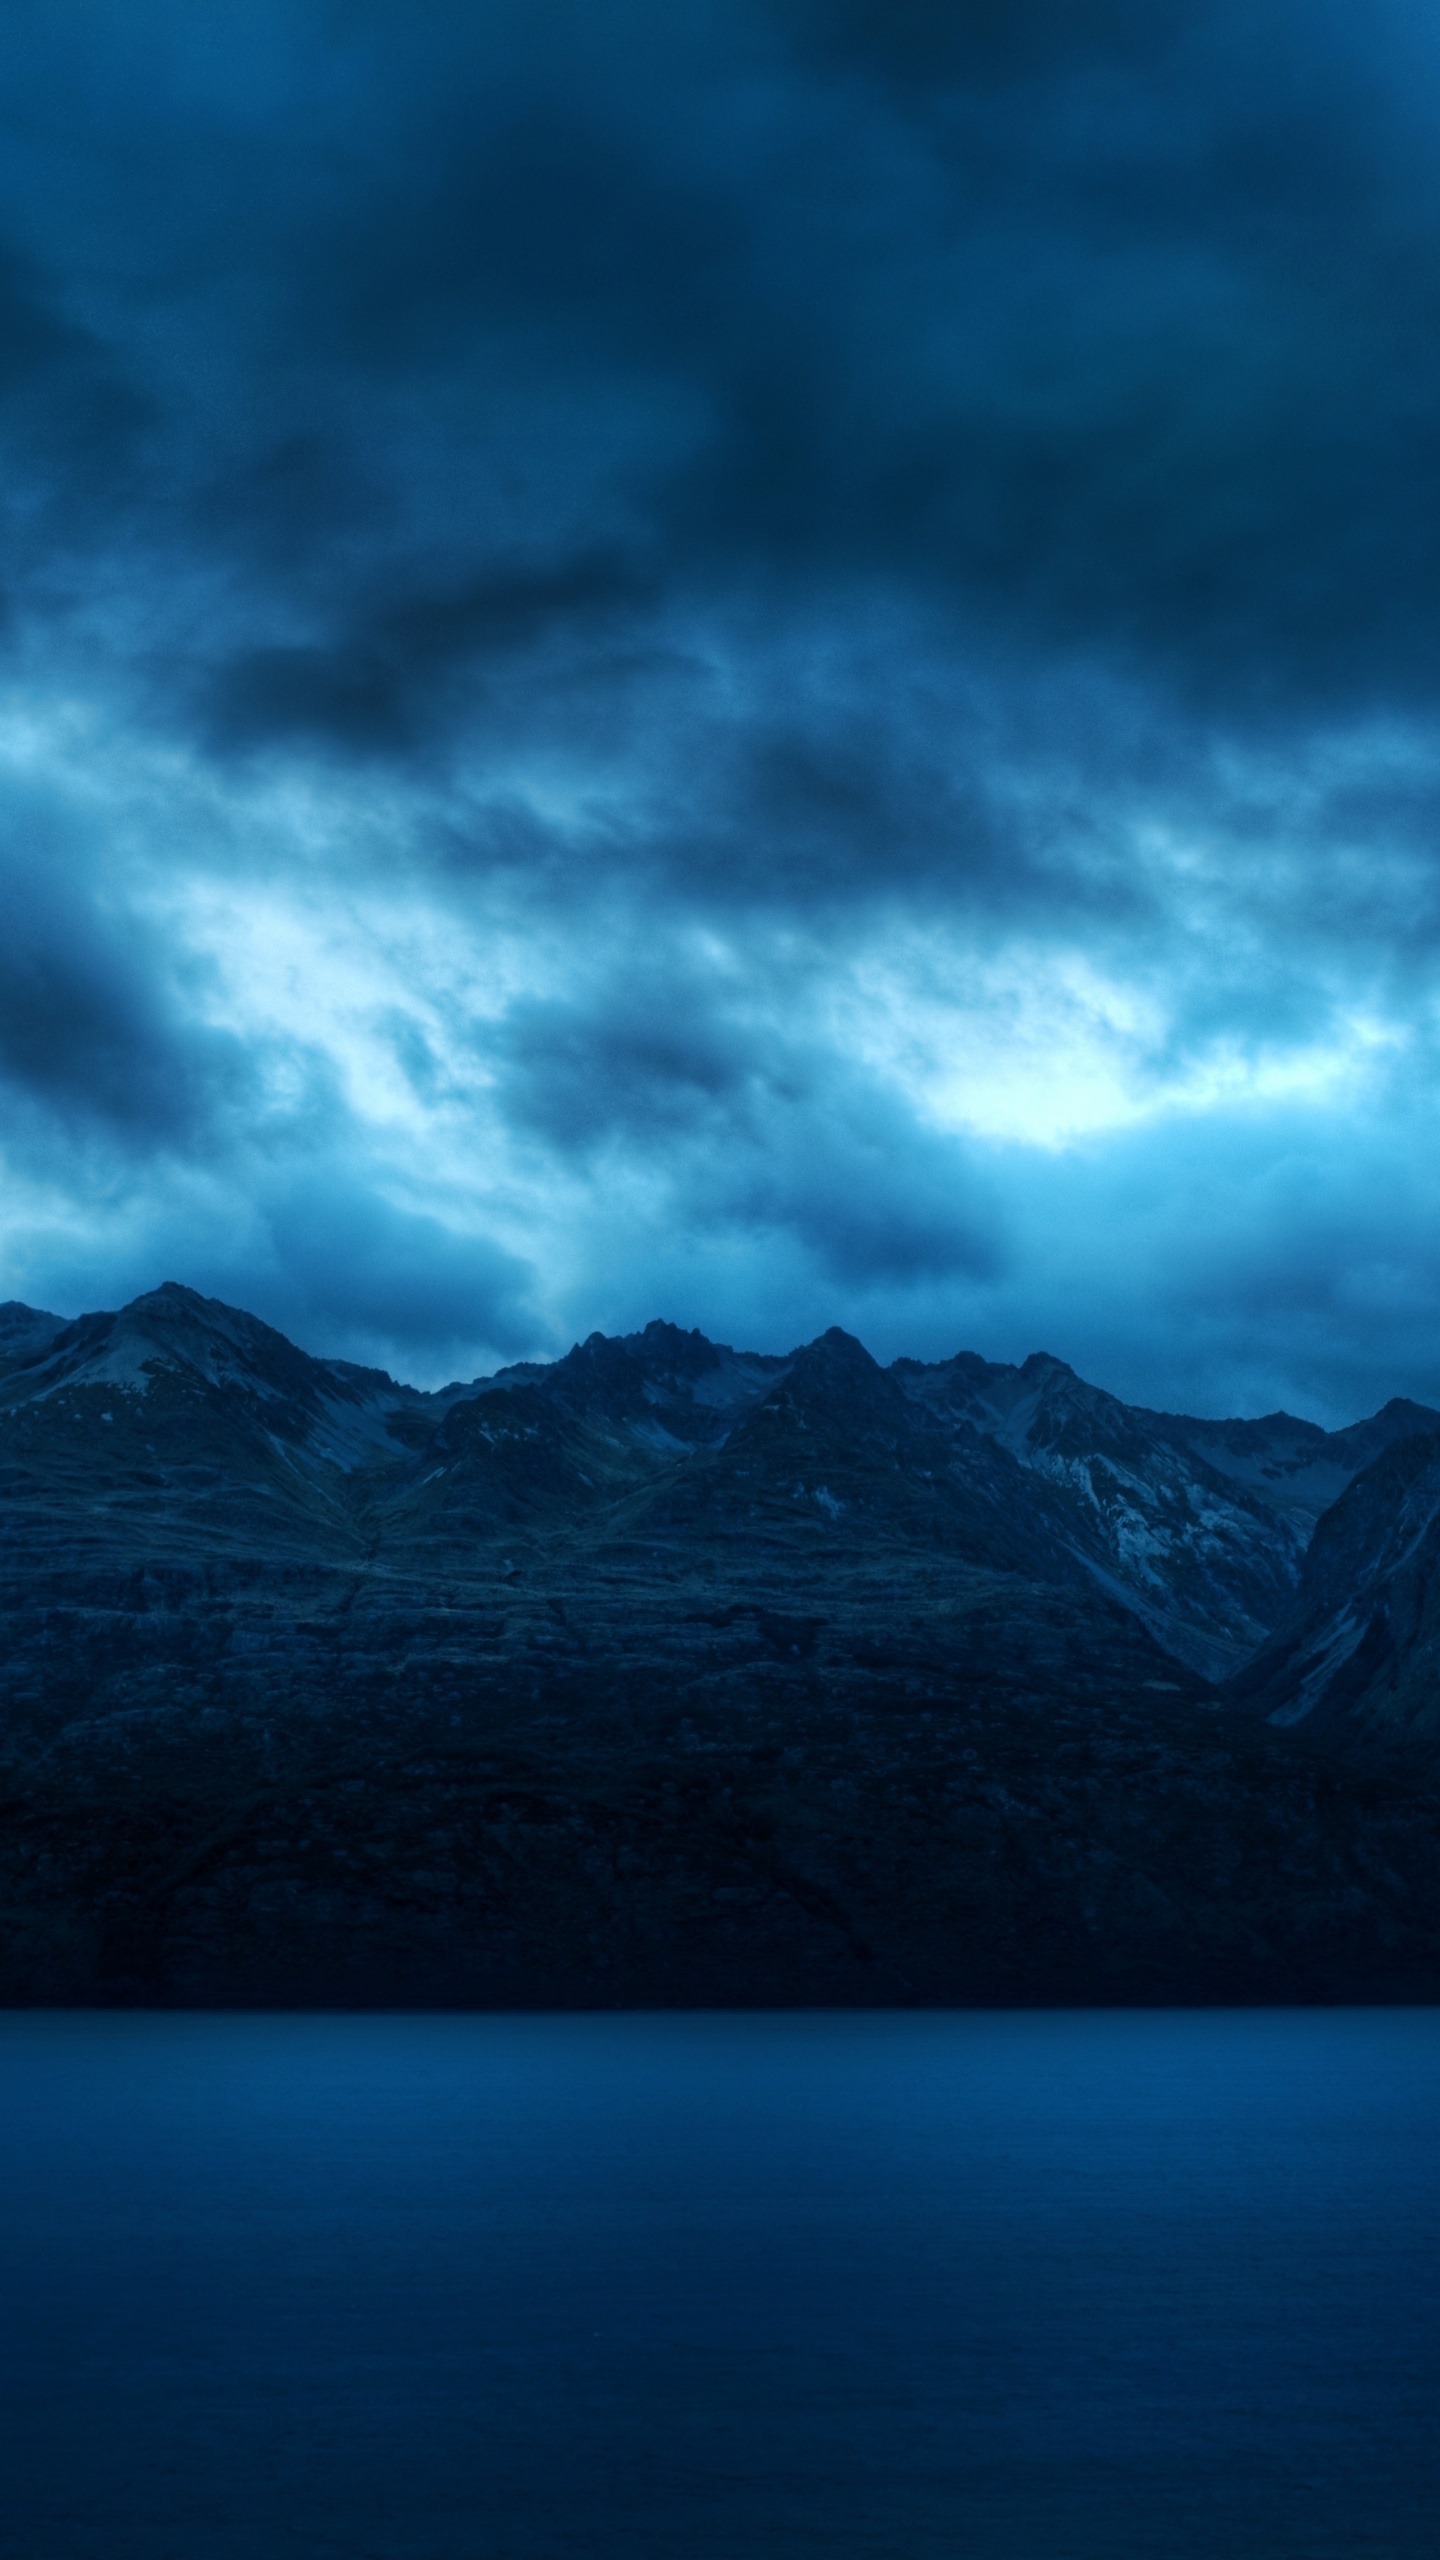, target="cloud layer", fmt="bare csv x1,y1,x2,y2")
2,0,1440,1418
